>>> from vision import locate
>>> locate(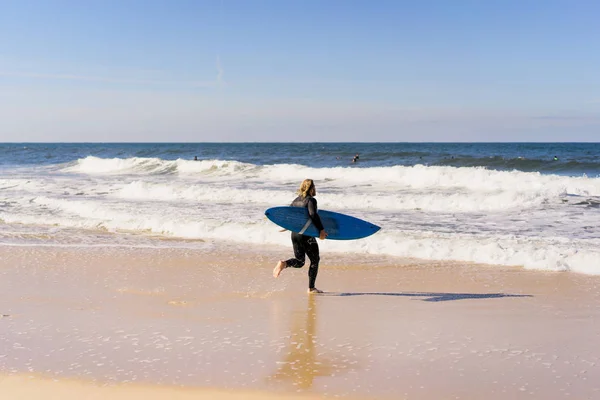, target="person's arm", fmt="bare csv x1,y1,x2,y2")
307,198,327,239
